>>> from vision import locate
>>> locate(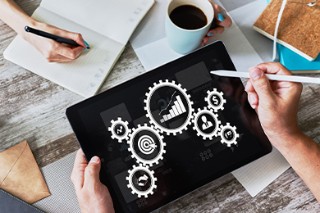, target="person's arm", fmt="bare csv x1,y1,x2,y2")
0,0,86,62
273,131,320,201
71,149,115,213
245,62,320,201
